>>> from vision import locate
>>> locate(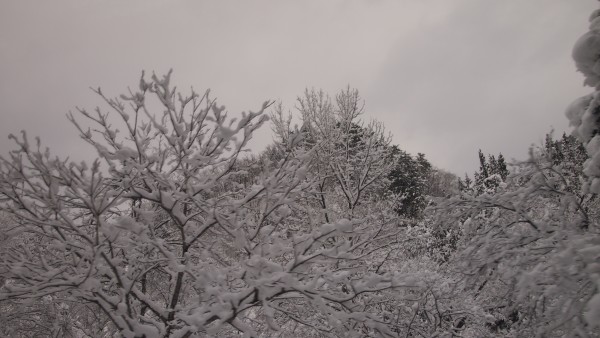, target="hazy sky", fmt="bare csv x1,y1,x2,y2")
0,0,596,175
